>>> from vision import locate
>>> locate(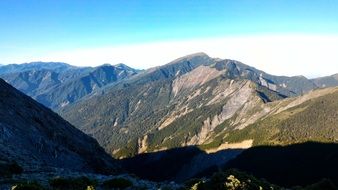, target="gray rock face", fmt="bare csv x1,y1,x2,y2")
3,54,337,160
214,59,318,96
60,53,338,159
0,79,119,174
57,54,278,157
